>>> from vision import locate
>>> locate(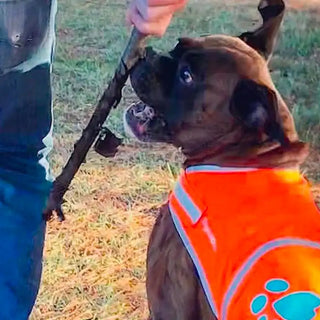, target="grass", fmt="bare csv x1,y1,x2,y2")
31,1,320,319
